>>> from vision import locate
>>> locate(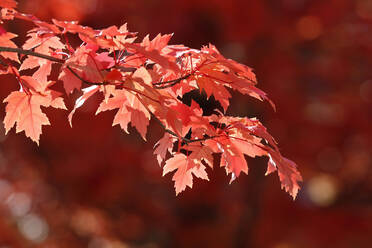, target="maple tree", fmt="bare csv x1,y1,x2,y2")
0,0,301,198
